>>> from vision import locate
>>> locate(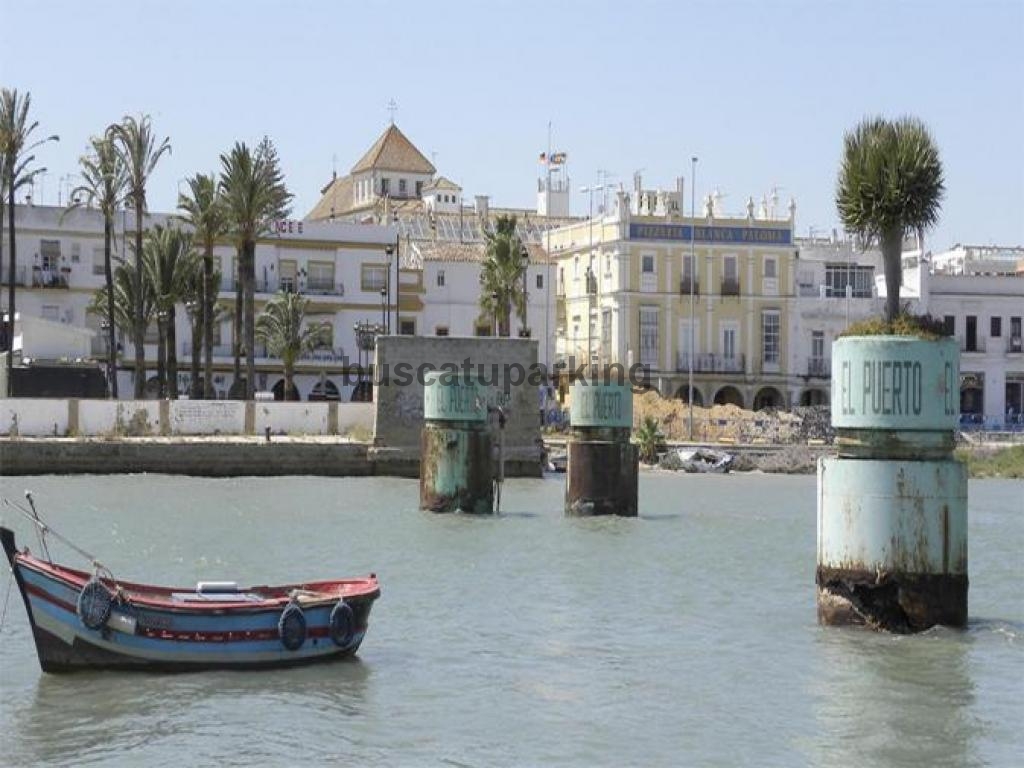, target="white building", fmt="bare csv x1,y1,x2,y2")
1,203,398,400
